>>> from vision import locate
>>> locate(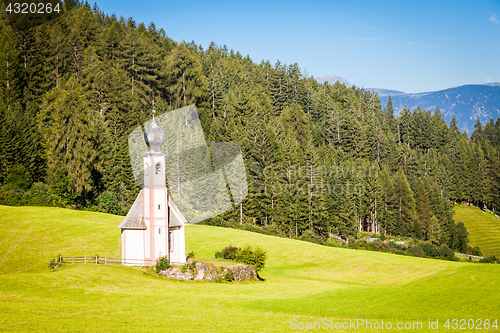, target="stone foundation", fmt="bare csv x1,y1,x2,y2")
159,261,259,282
